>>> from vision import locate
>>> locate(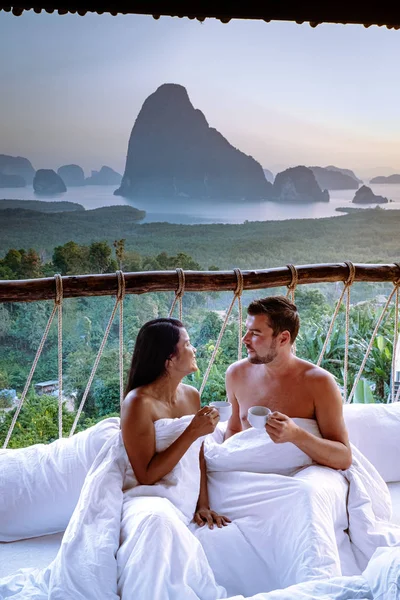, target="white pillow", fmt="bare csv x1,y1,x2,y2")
343,403,400,483
205,418,321,476
0,417,120,542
